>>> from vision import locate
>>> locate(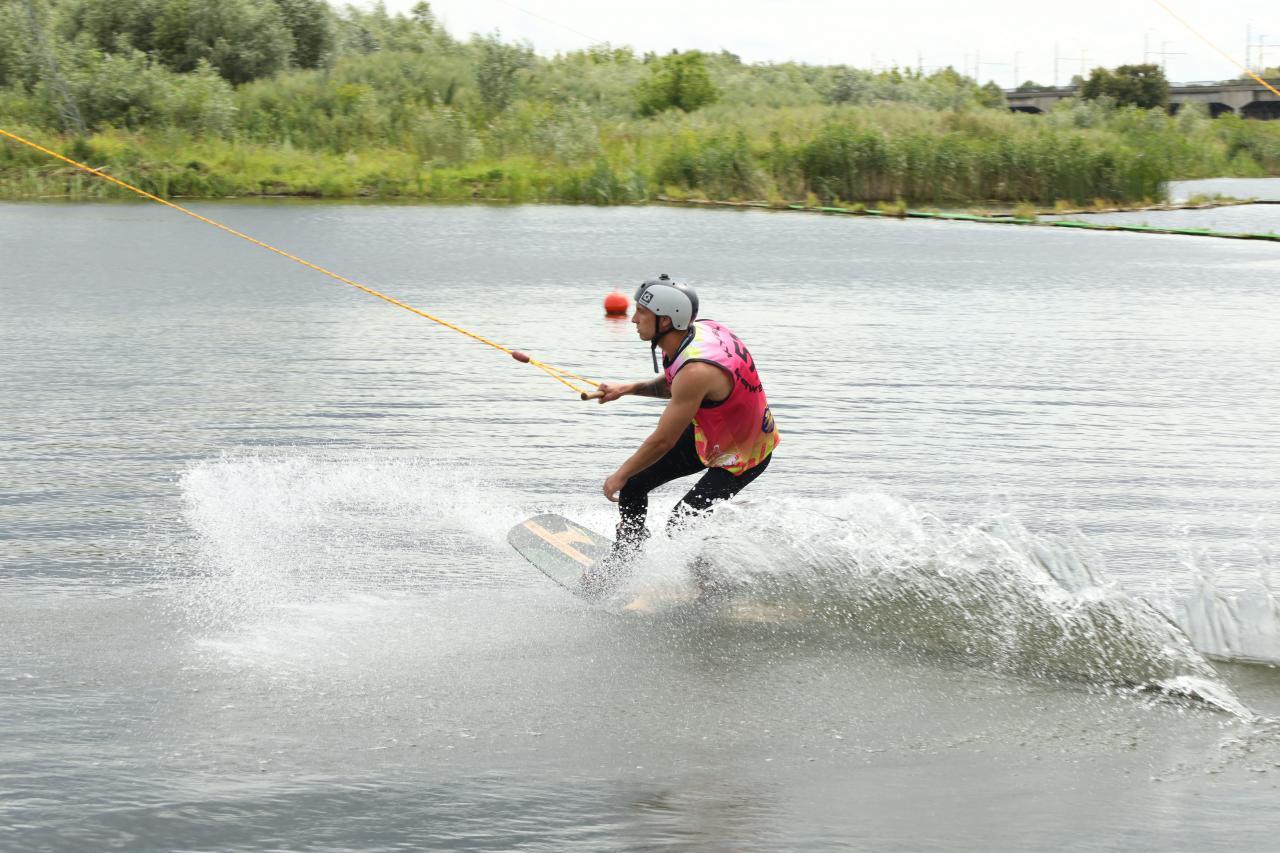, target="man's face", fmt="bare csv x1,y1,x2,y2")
632,305,658,339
